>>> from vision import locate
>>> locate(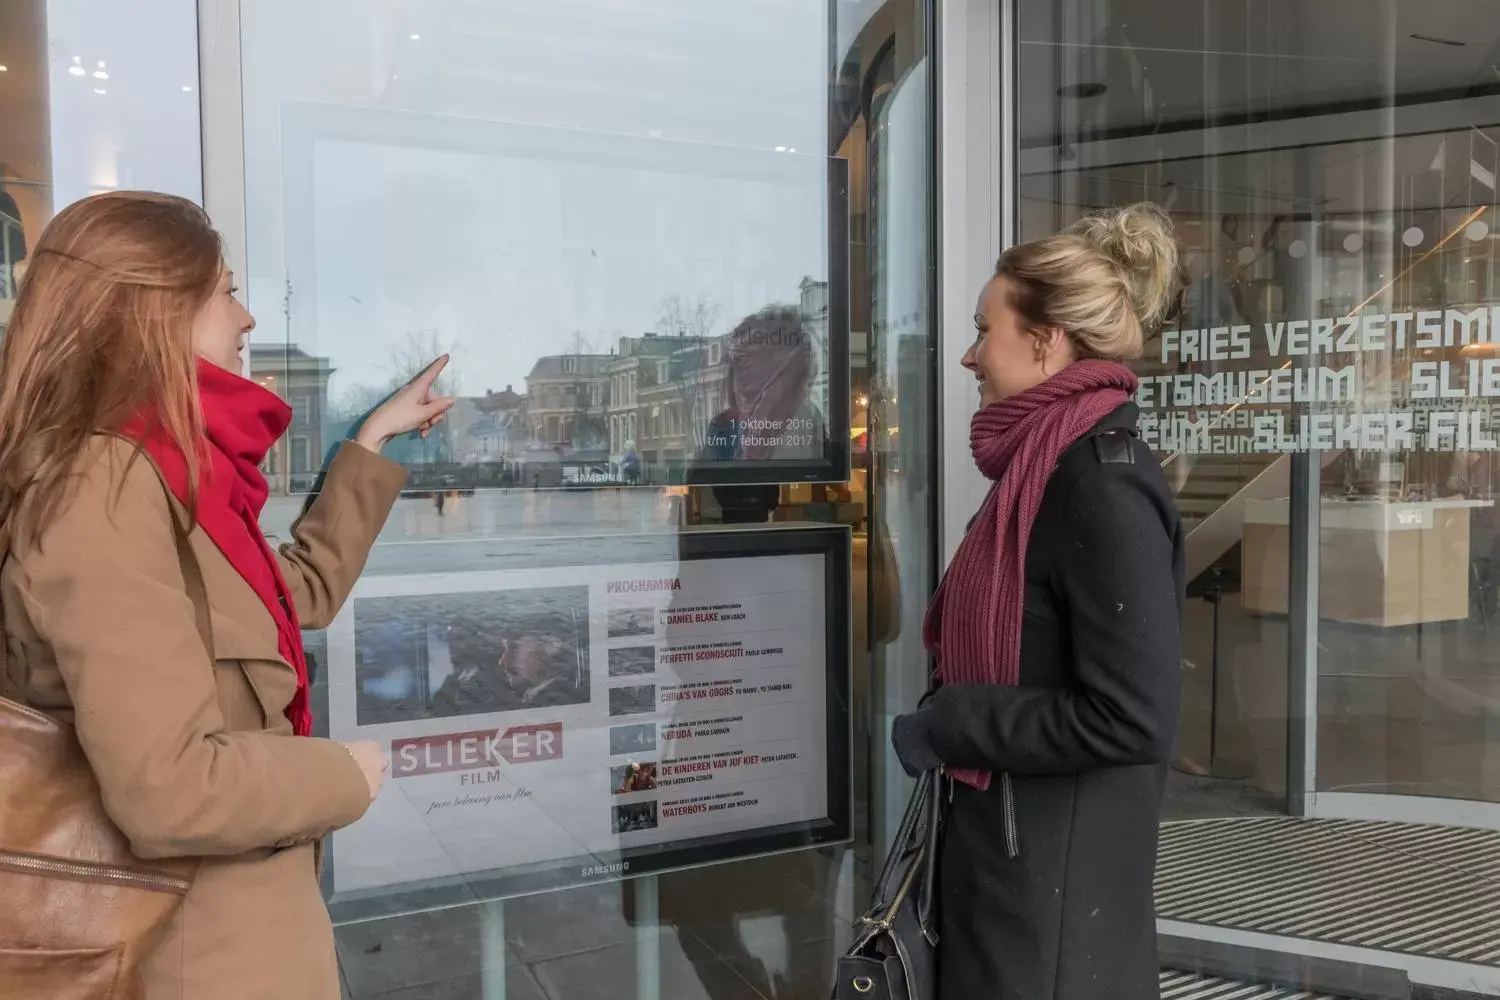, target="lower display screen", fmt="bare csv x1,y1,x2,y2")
321,525,851,912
